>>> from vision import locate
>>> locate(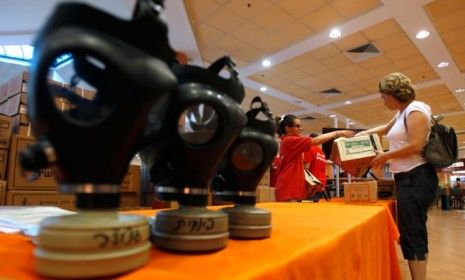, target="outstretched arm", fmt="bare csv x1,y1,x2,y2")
311,130,355,146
